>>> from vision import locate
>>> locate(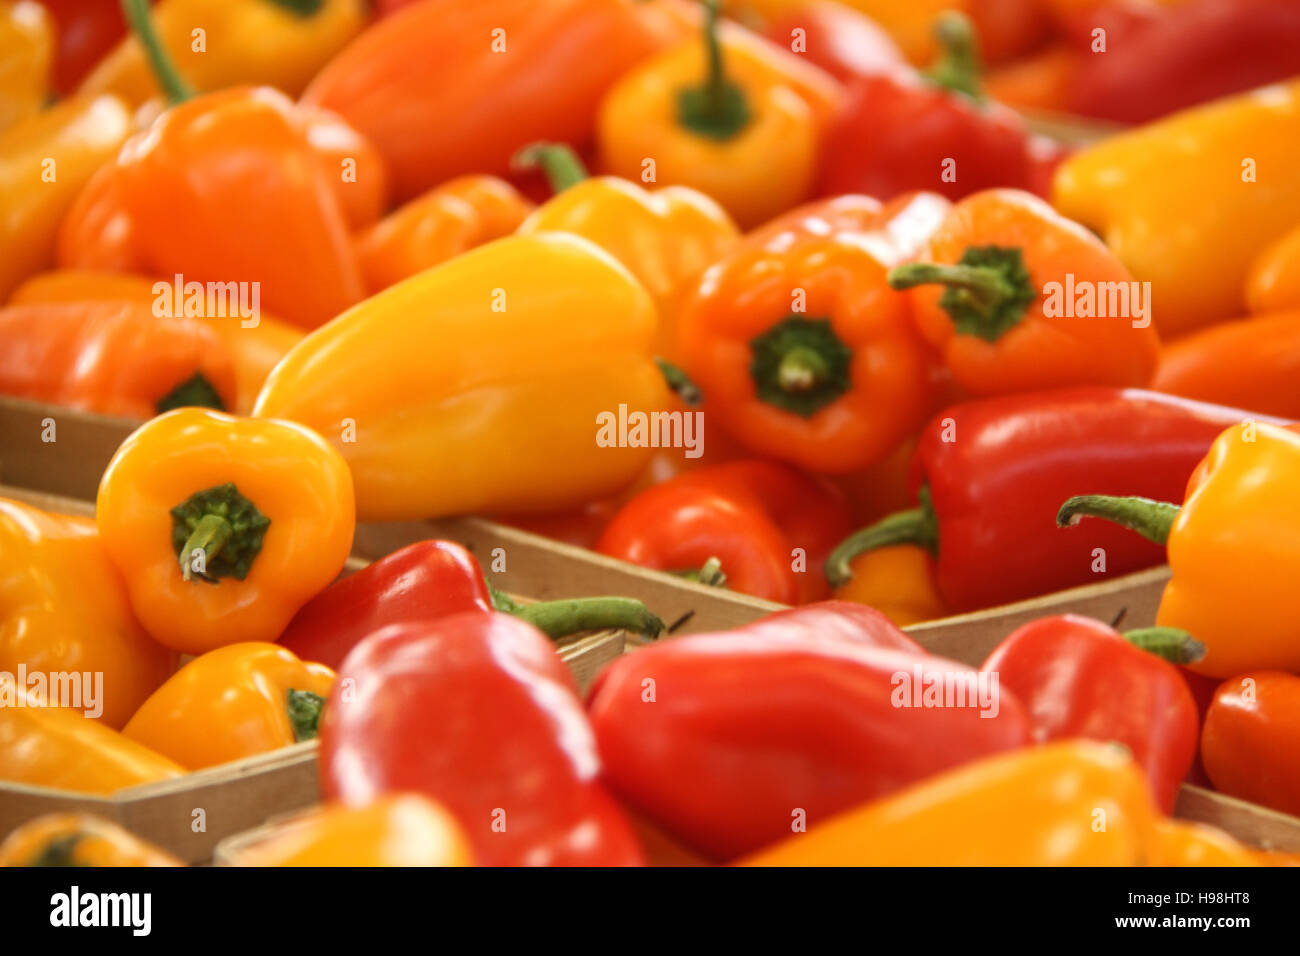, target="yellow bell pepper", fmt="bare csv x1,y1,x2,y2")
0,94,132,301
0,813,182,867
78,0,368,107
741,741,1158,866
514,141,739,358
1053,80,1300,337
0,1,52,132
597,0,841,229
254,233,670,521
